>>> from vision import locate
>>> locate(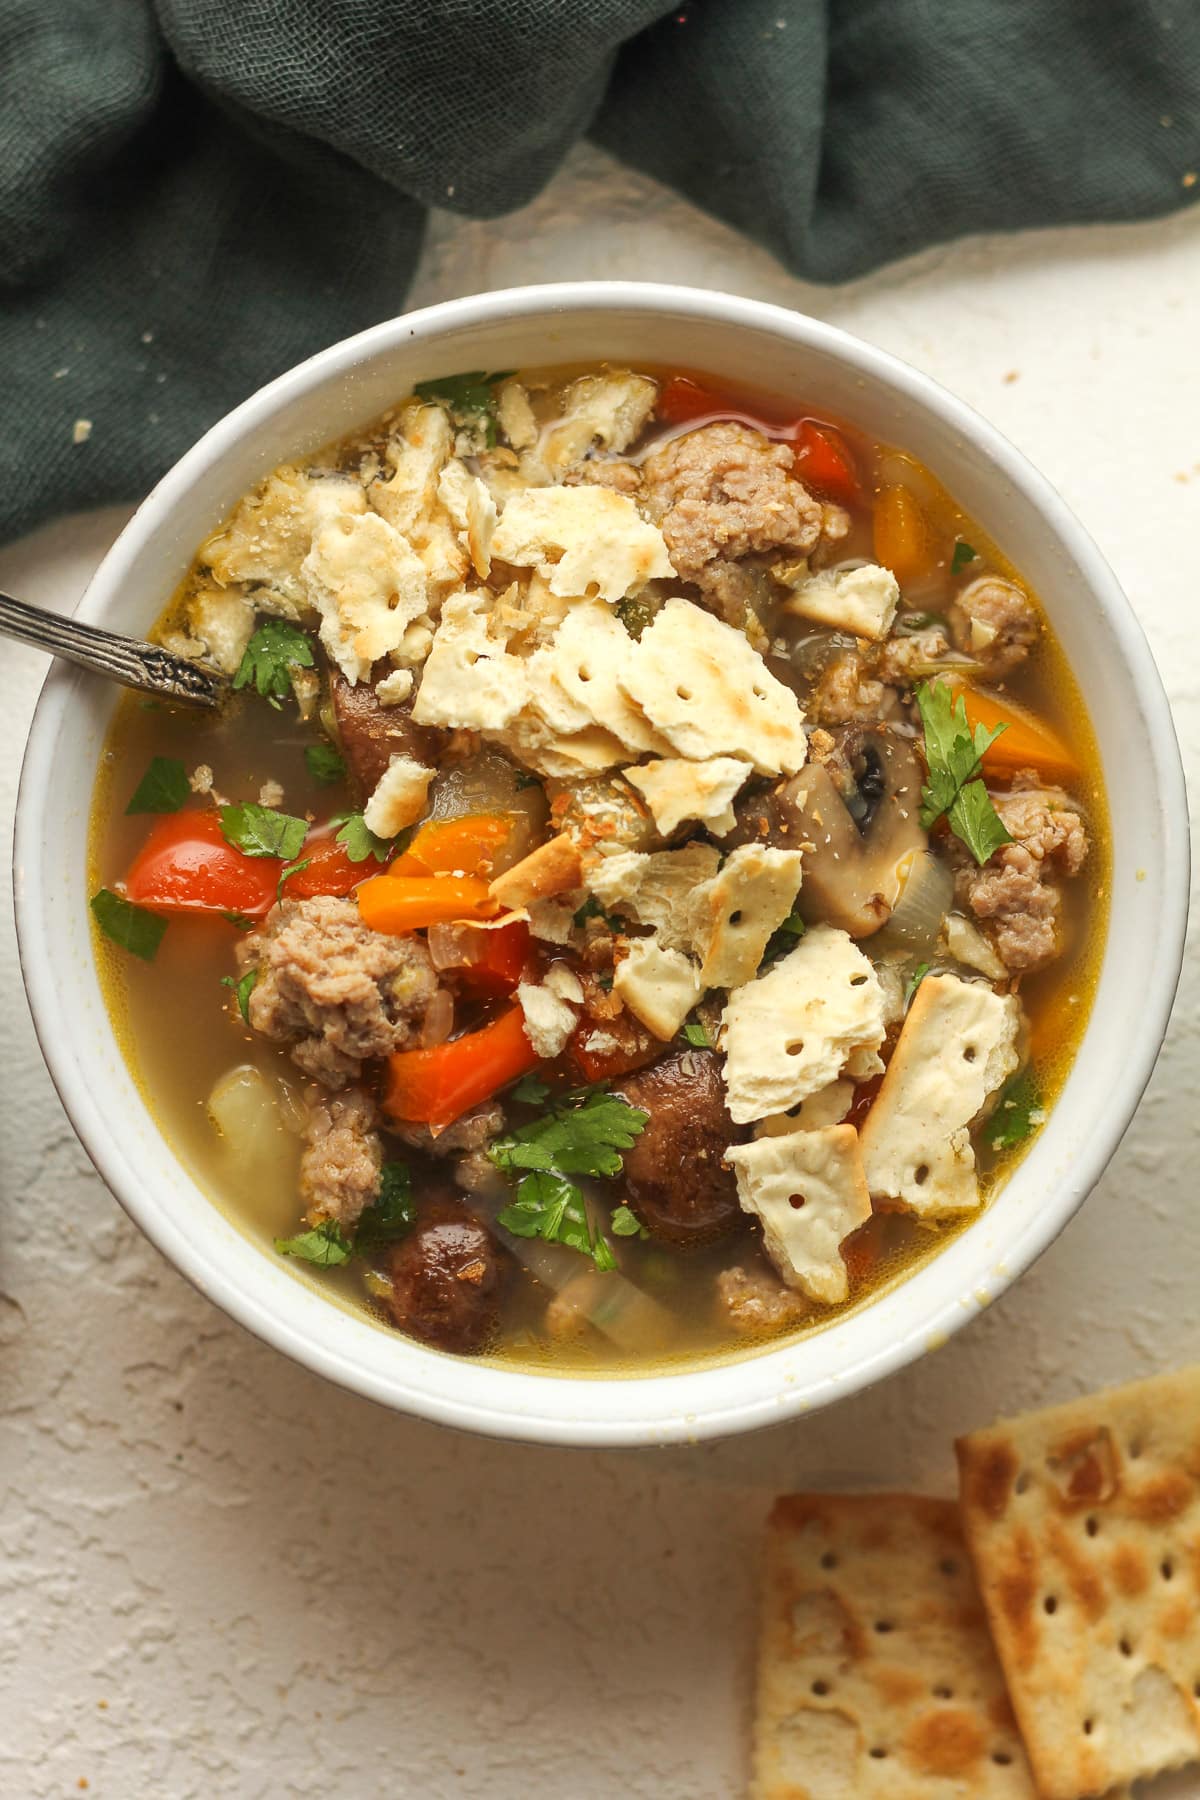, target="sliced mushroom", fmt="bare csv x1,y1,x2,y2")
734,727,927,938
